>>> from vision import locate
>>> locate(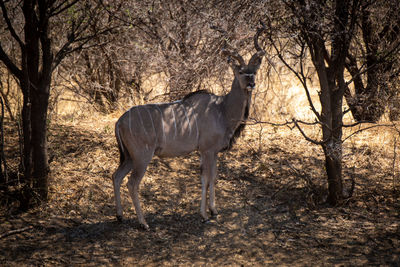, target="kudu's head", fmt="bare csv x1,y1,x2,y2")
223,25,266,92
